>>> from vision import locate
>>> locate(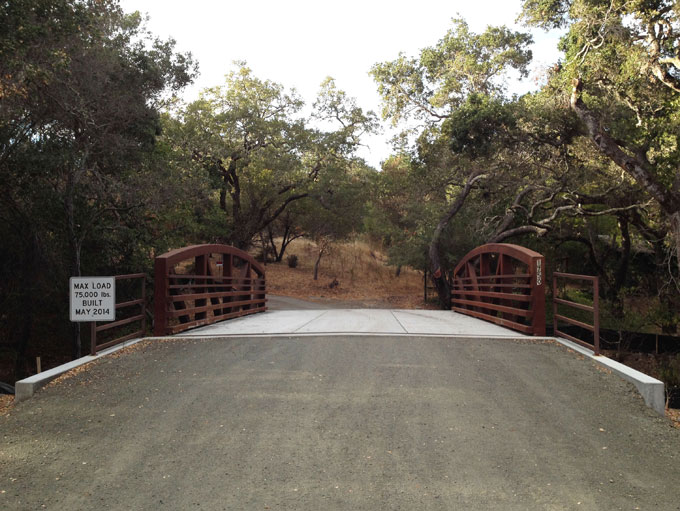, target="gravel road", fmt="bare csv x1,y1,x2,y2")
1,335,678,510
